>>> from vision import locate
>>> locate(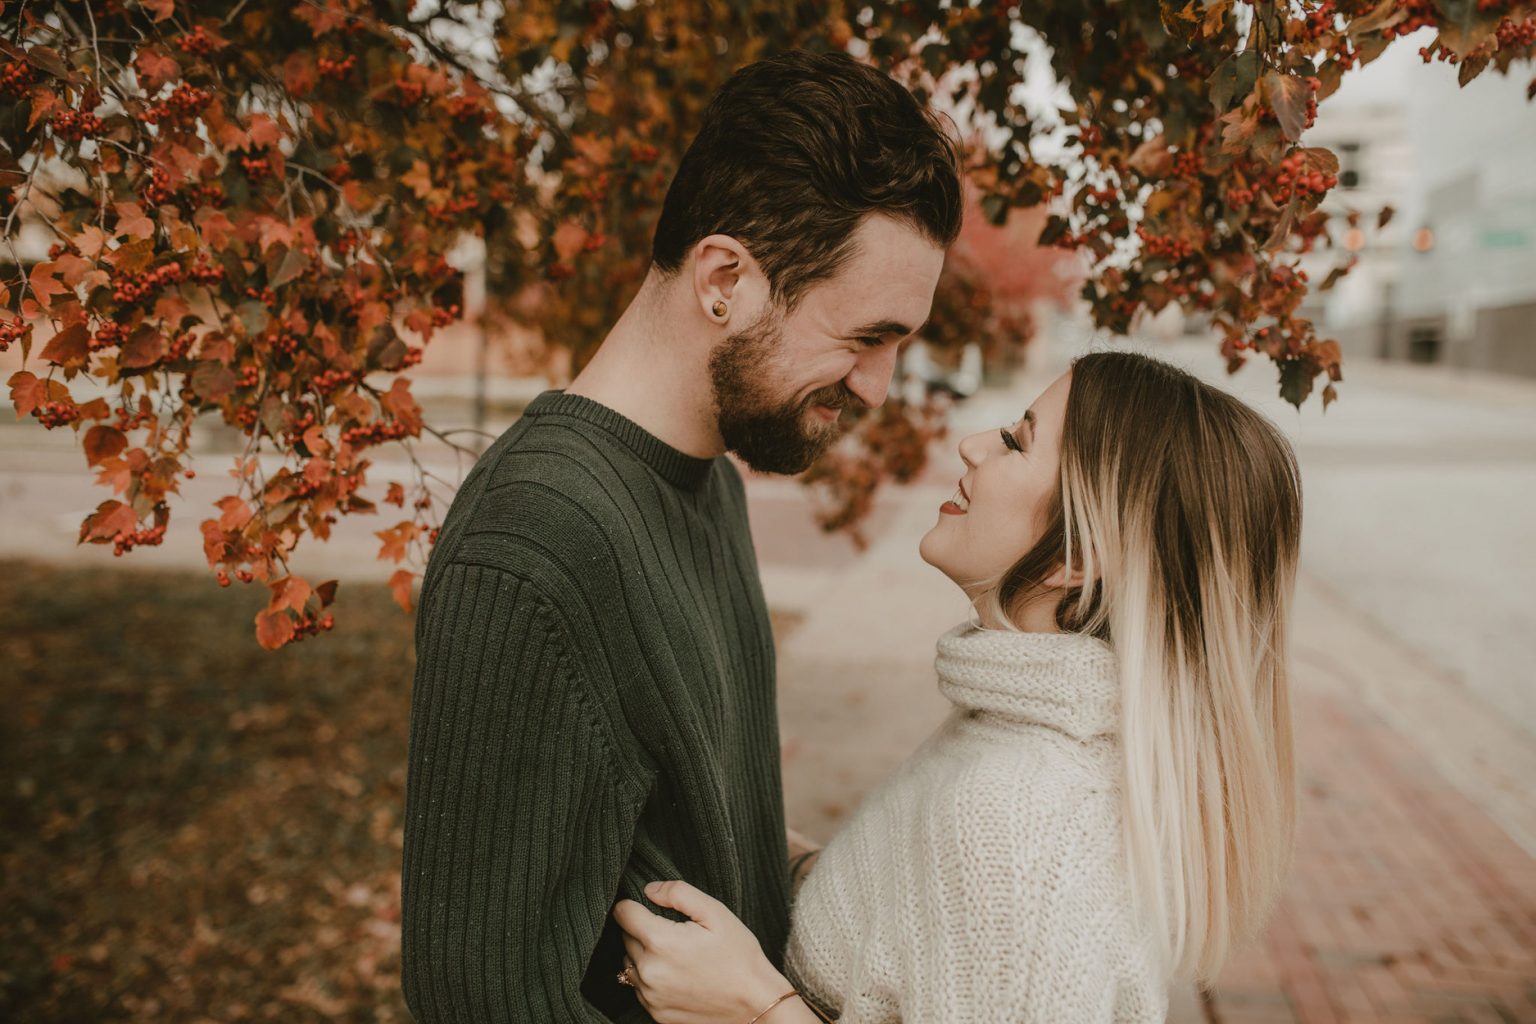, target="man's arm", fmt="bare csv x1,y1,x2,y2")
401,562,648,1022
